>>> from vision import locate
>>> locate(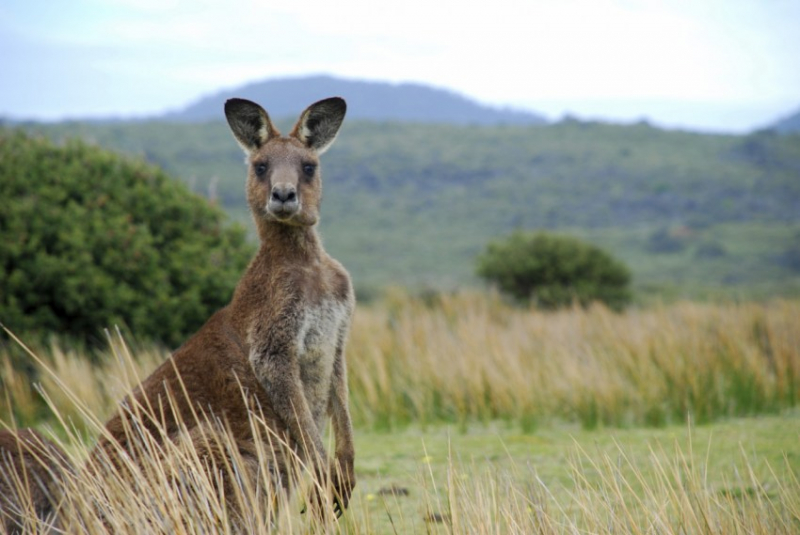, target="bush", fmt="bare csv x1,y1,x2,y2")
0,131,254,347
646,227,686,254
476,231,631,310
694,240,727,259
779,232,800,273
